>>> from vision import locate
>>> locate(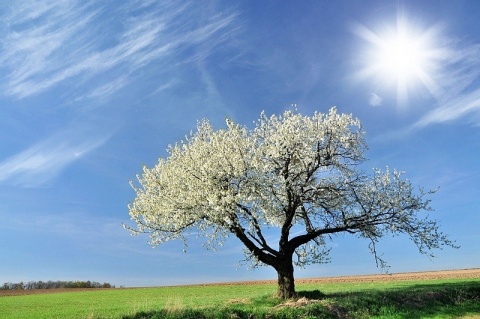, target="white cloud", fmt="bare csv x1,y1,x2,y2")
413,39,480,127
414,87,480,128
86,76,129,100
368,92,382,107
363,37,480,140
0,125,111,187
148,80,177,97
0,1,239,101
